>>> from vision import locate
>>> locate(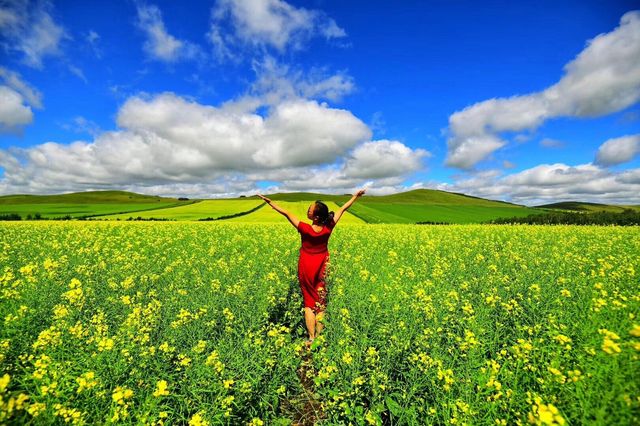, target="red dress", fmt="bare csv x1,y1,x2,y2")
297,219,336,314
